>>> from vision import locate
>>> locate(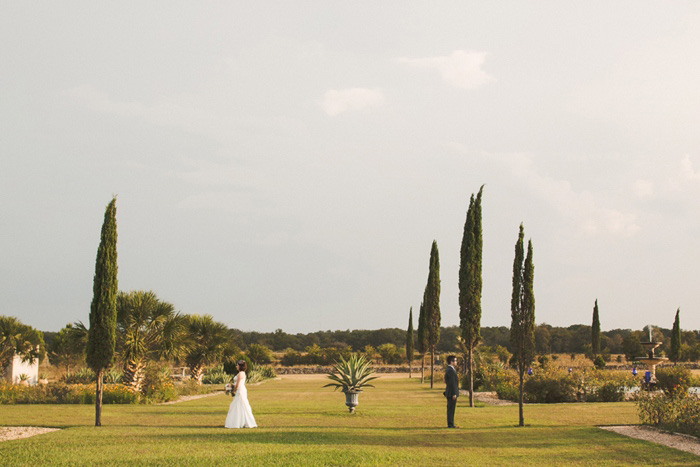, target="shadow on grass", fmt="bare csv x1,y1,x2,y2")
115,425,622,450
